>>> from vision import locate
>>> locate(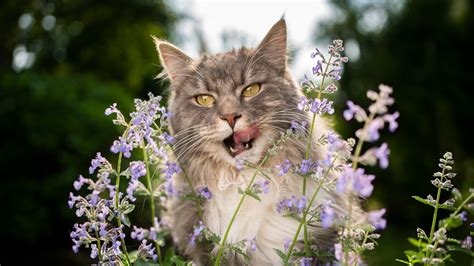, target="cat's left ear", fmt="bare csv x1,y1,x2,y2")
152,36,193,82
254,18,287,73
